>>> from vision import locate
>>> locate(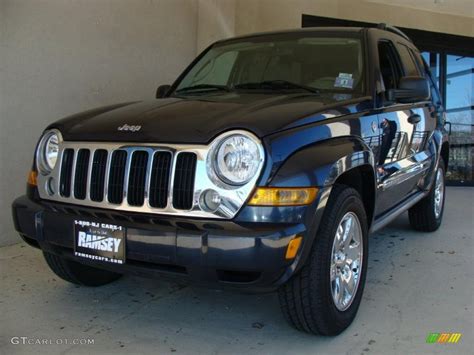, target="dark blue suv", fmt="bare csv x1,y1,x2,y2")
12,25,449,335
